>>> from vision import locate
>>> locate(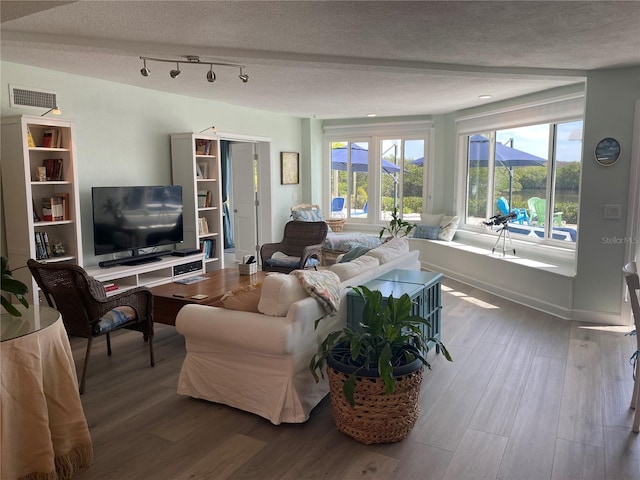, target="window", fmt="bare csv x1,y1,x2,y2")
464,119,582,243
326,123,430,225
330,141,370,219
380,138,424,223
